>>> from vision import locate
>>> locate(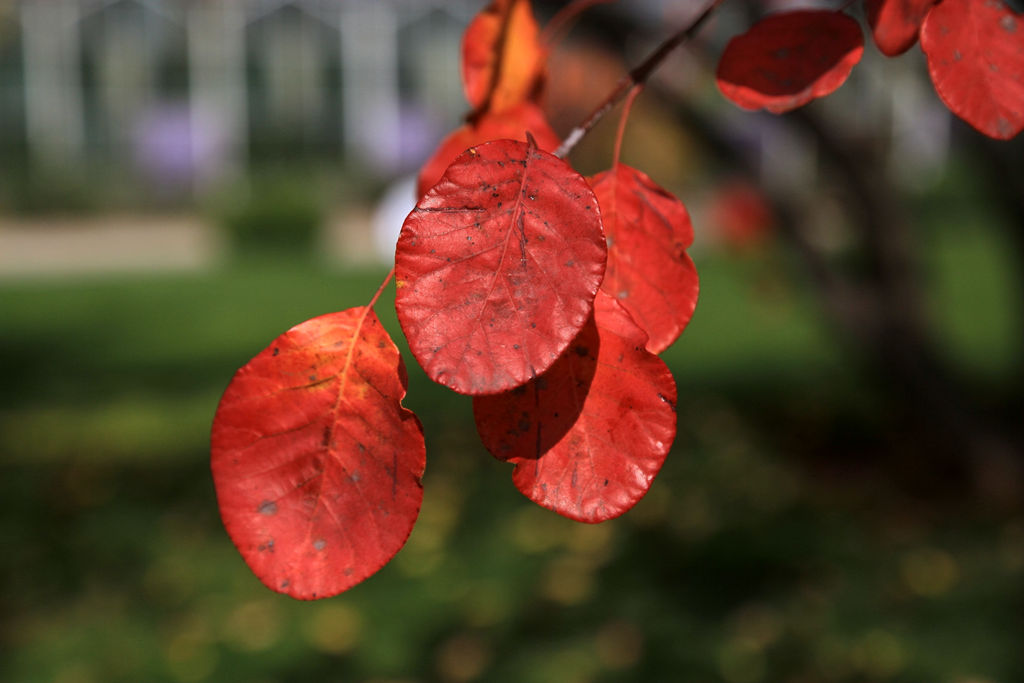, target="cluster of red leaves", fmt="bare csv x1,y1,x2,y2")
395,0,698,525
716,0,1024,140
212,0,696,600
